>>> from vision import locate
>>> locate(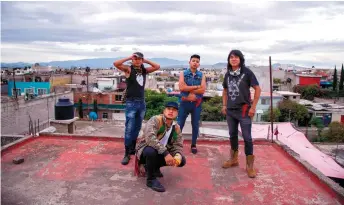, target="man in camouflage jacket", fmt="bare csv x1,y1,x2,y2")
135,101,186,192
